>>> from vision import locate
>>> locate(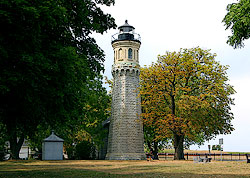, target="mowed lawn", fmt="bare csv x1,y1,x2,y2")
0,160,250,178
